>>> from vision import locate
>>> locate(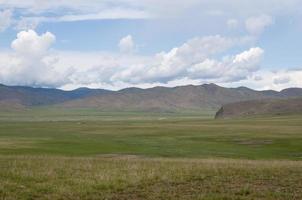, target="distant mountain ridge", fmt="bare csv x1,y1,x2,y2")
0,84,111,107
1,83,302,112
